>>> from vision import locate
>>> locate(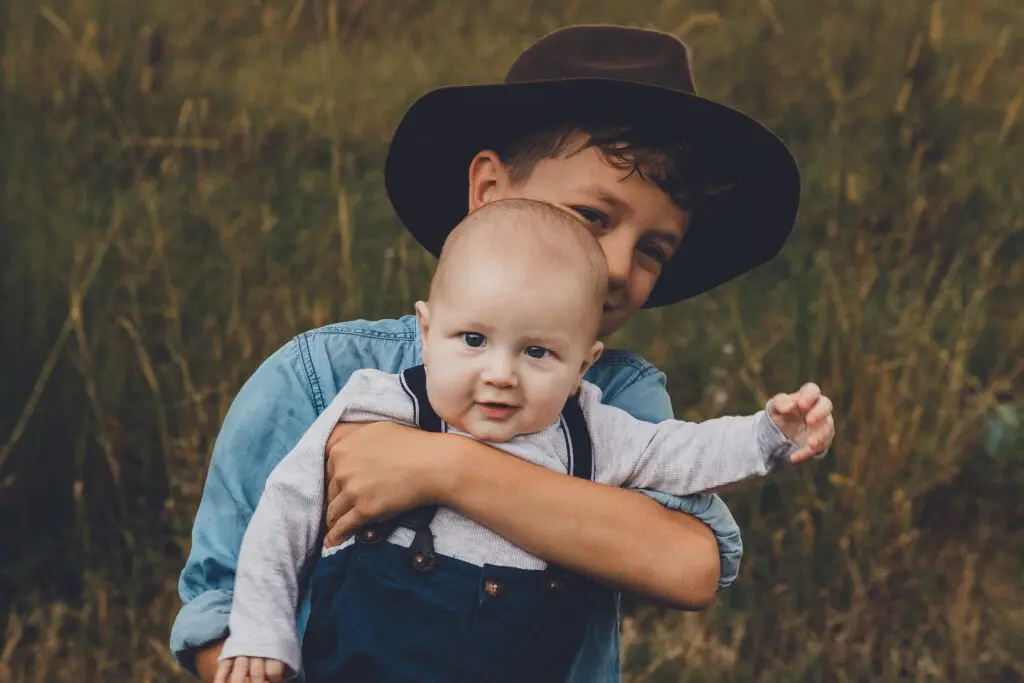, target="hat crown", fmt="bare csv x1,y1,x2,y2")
505,25,697,94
